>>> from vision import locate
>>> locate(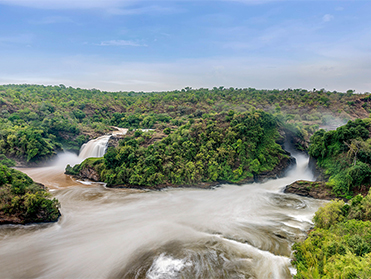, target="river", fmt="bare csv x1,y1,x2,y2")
0,134,324,279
